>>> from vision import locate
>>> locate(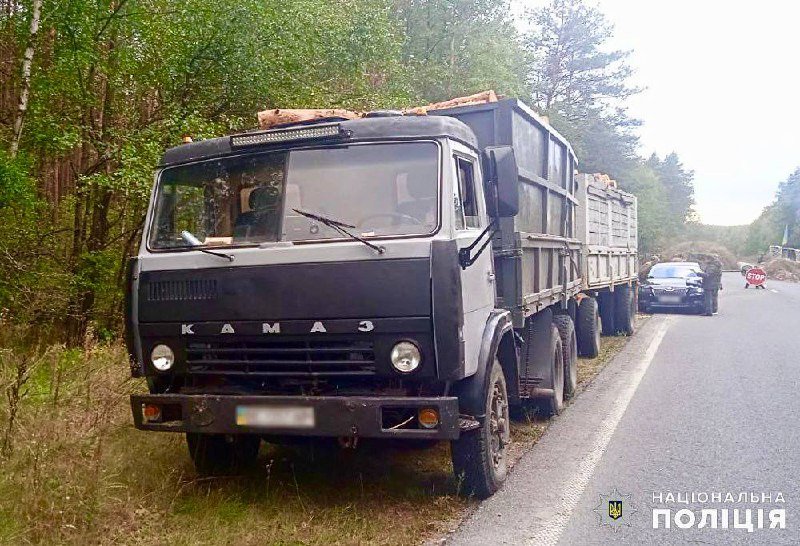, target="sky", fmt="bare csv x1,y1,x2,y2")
514,0,800,225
